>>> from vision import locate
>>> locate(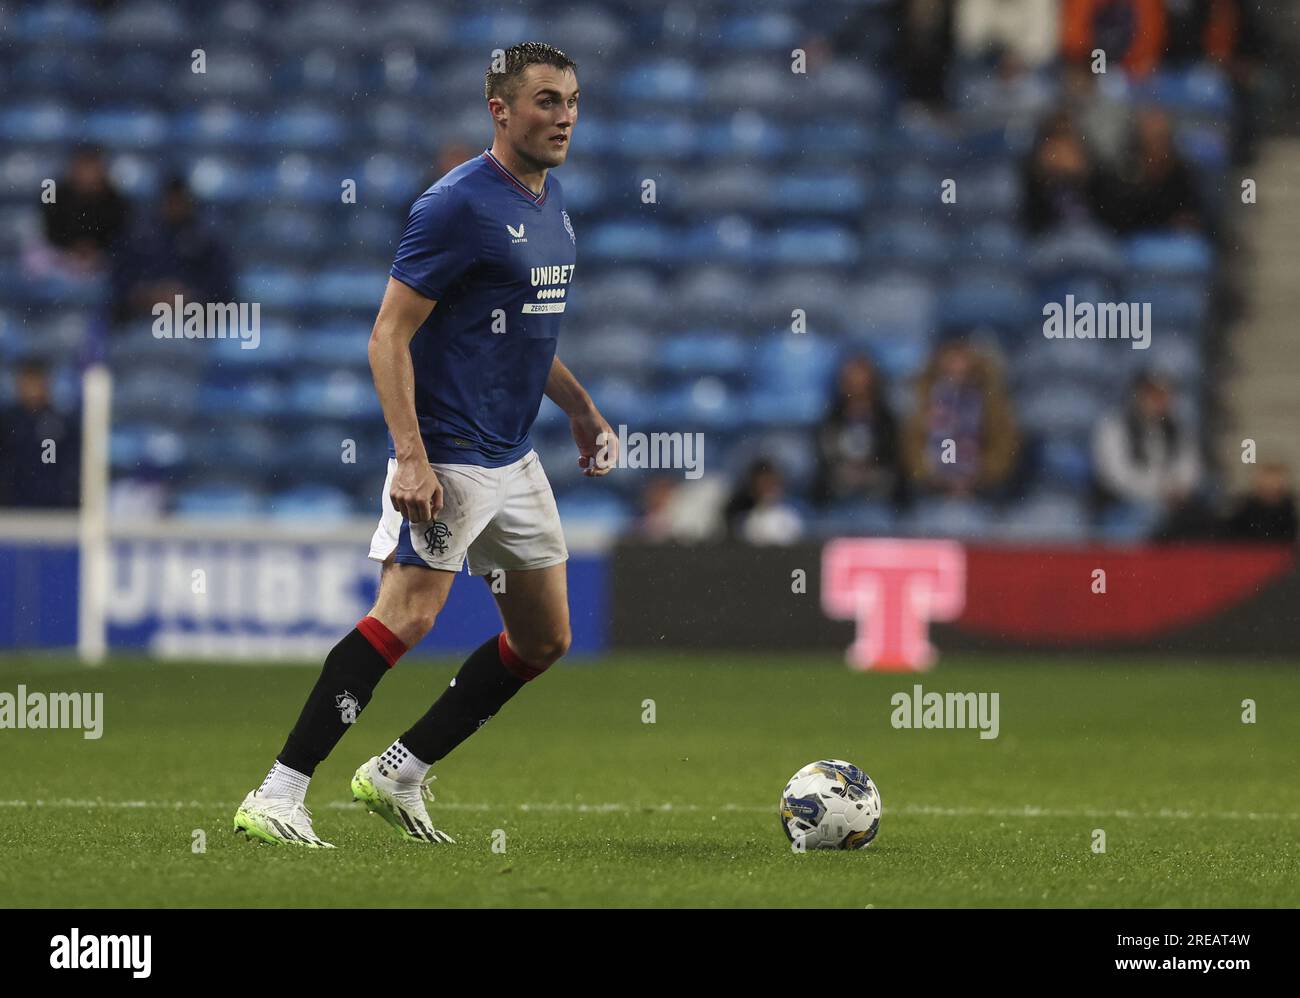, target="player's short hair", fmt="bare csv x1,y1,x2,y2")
485,42,577,104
